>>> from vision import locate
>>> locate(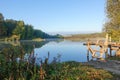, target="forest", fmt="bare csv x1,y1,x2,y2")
0,13,61,40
